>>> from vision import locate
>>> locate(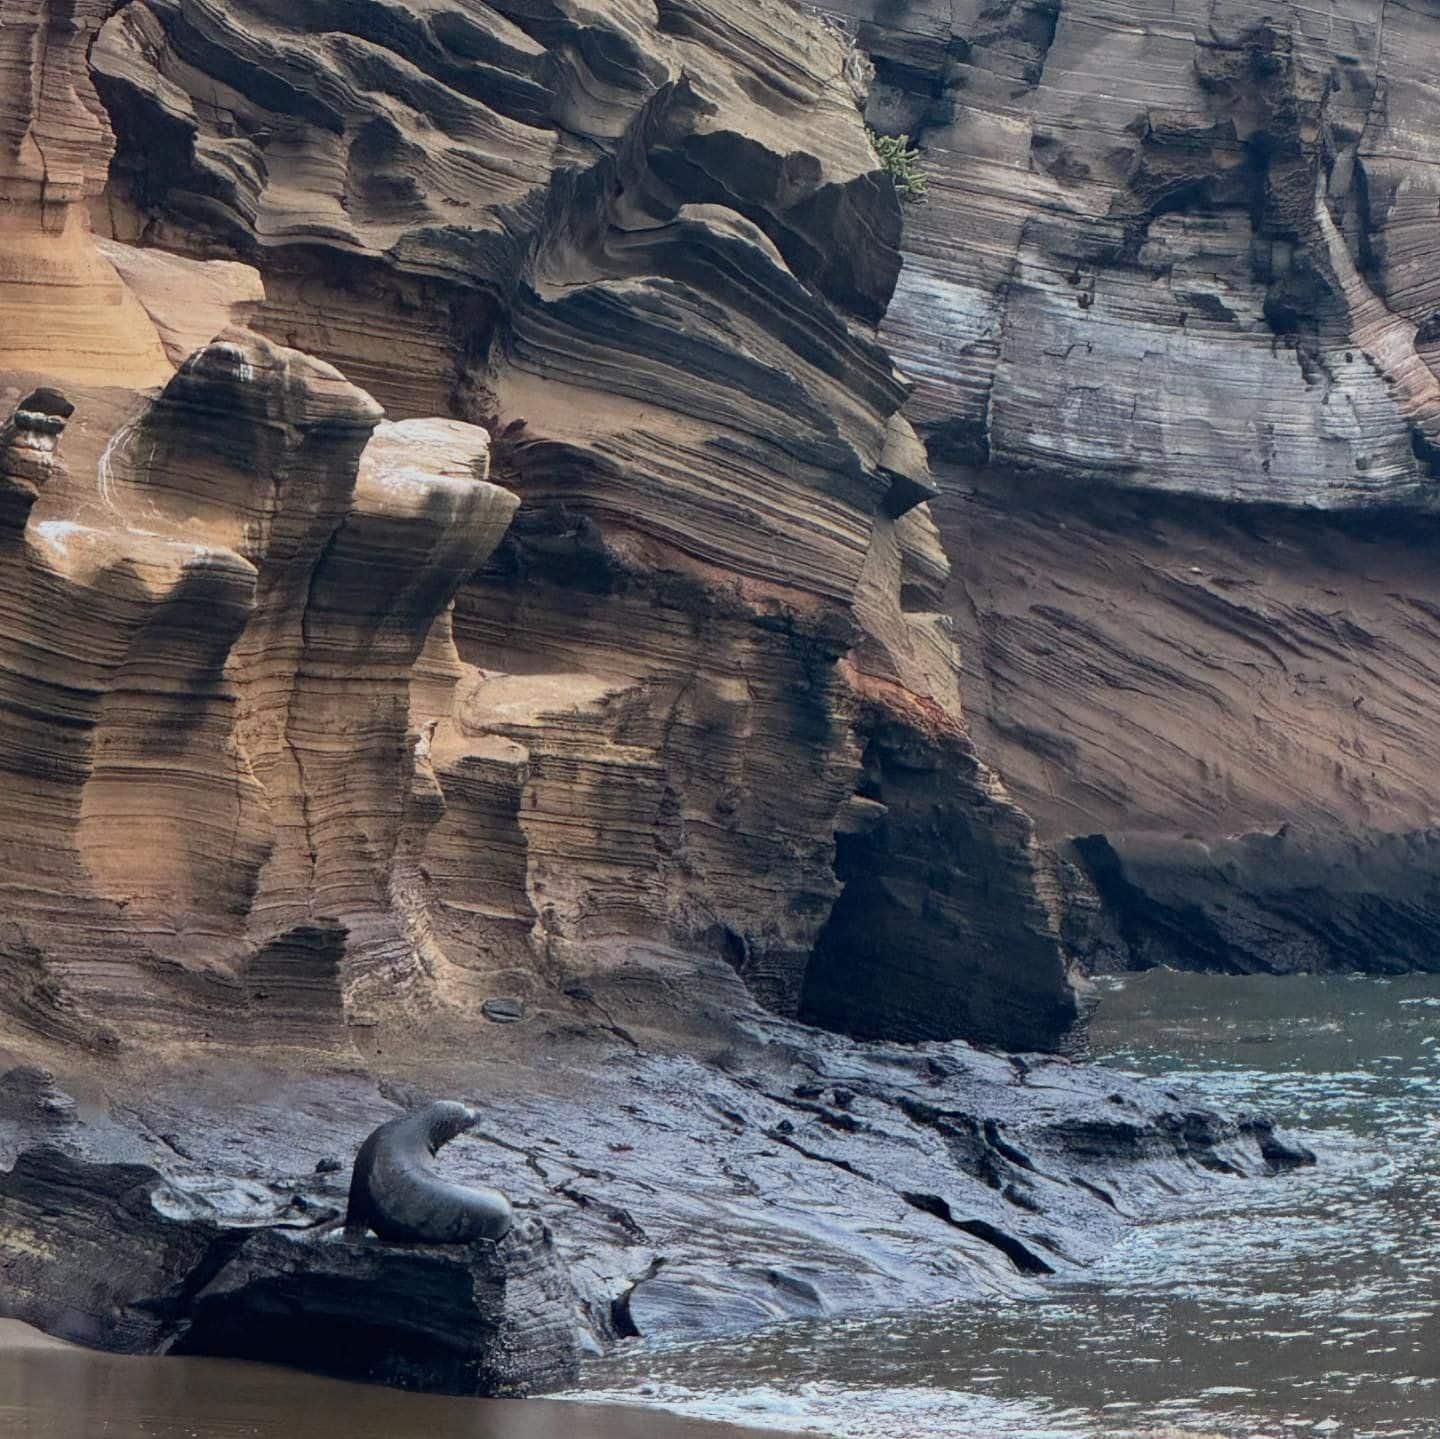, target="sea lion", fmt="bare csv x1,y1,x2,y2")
344,1101,513,1244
